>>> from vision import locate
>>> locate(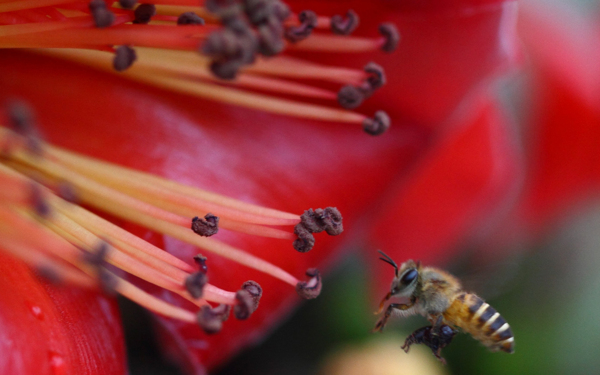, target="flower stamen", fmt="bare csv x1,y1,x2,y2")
0,96,342,330
1,0,399,135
